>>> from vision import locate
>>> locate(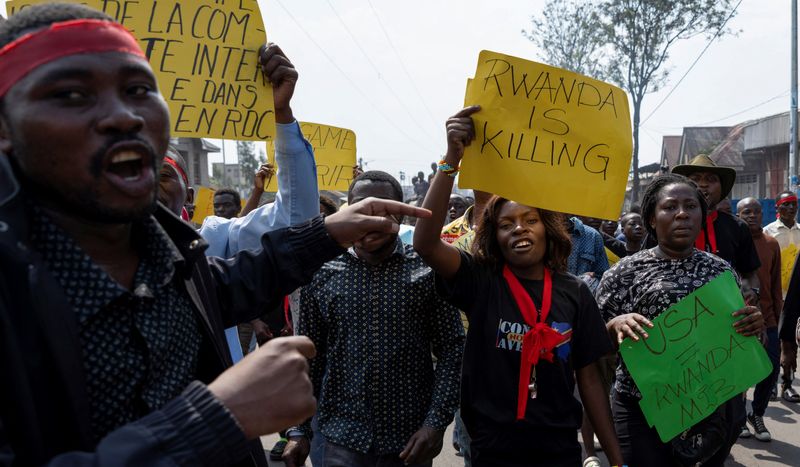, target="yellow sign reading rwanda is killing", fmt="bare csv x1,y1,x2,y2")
461,51,632,220
266,122,357,192
7,0,275,142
